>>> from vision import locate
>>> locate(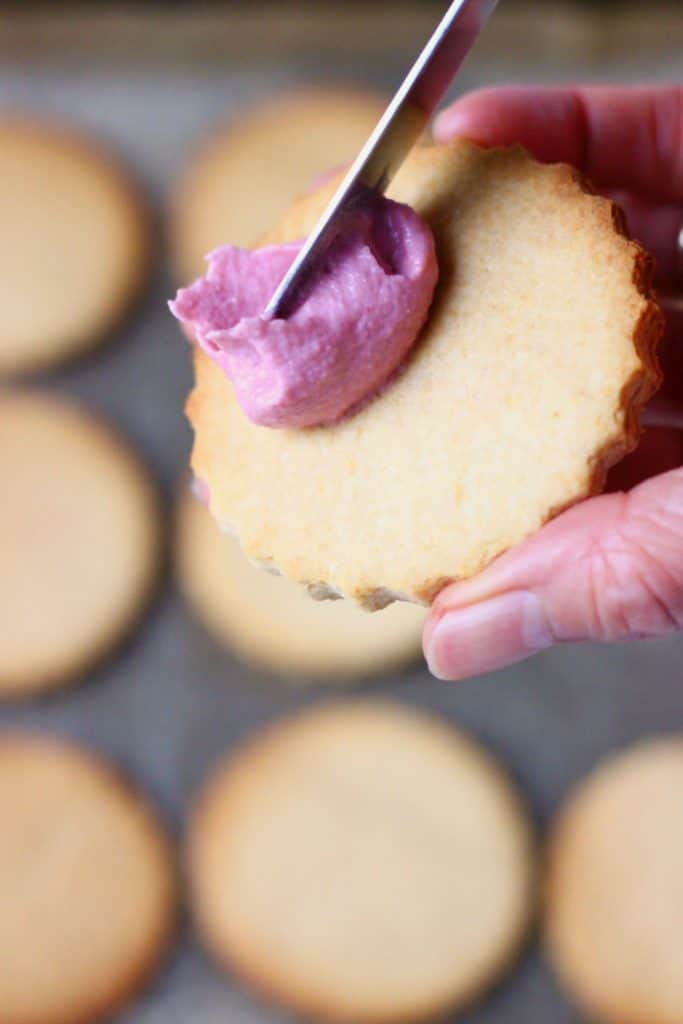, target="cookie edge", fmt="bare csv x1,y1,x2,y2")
0,389,164,699
544,736,683,1024
0,115,154,378
187,701,537,1024
186,143,665,610
0,731,177,1024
